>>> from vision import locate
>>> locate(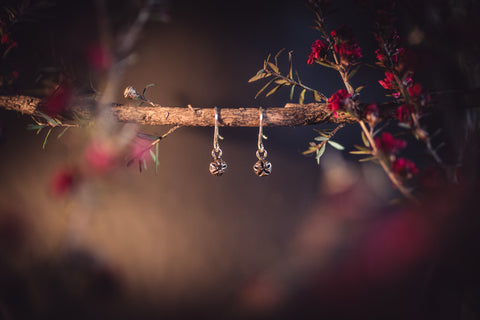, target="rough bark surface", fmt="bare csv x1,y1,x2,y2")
0,95,358,127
